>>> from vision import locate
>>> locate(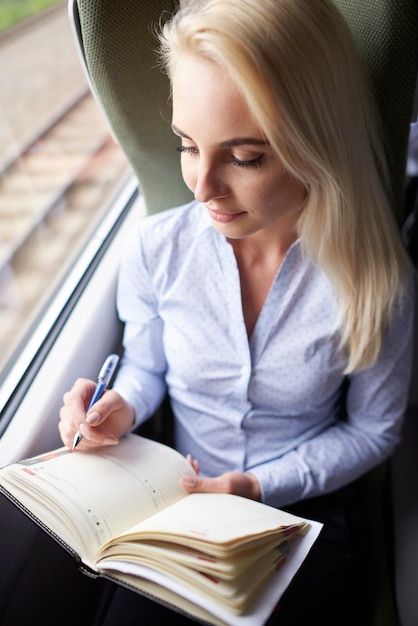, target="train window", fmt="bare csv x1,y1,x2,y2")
0,2,133,408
